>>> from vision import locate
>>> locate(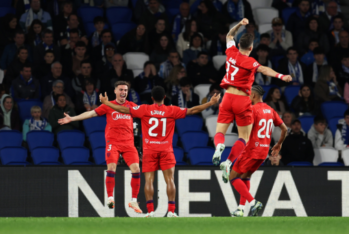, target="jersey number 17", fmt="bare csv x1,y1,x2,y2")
226,61,239,81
